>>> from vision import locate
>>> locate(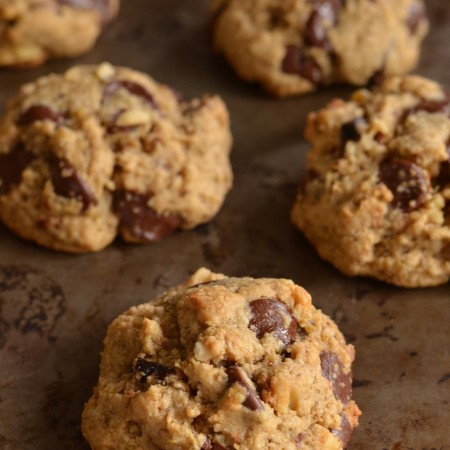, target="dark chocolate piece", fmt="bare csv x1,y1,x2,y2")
0,144,34,195
434,141,450,190
48,157,97,211
134,357,174,383
226,366,263,411
407,95,450,117
341,118,365,144
249,298,297,346
295,433,305,448
304,0,343,48
282,46,324,85
313,0,343,22
105,109,139,134
368,68,385,87
379,158,430,212
320,351,352,404
331,413,353,448
113,190,181,242
304,11,329,49
103,80,157,108
406,2,426,35
17,105,64,127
